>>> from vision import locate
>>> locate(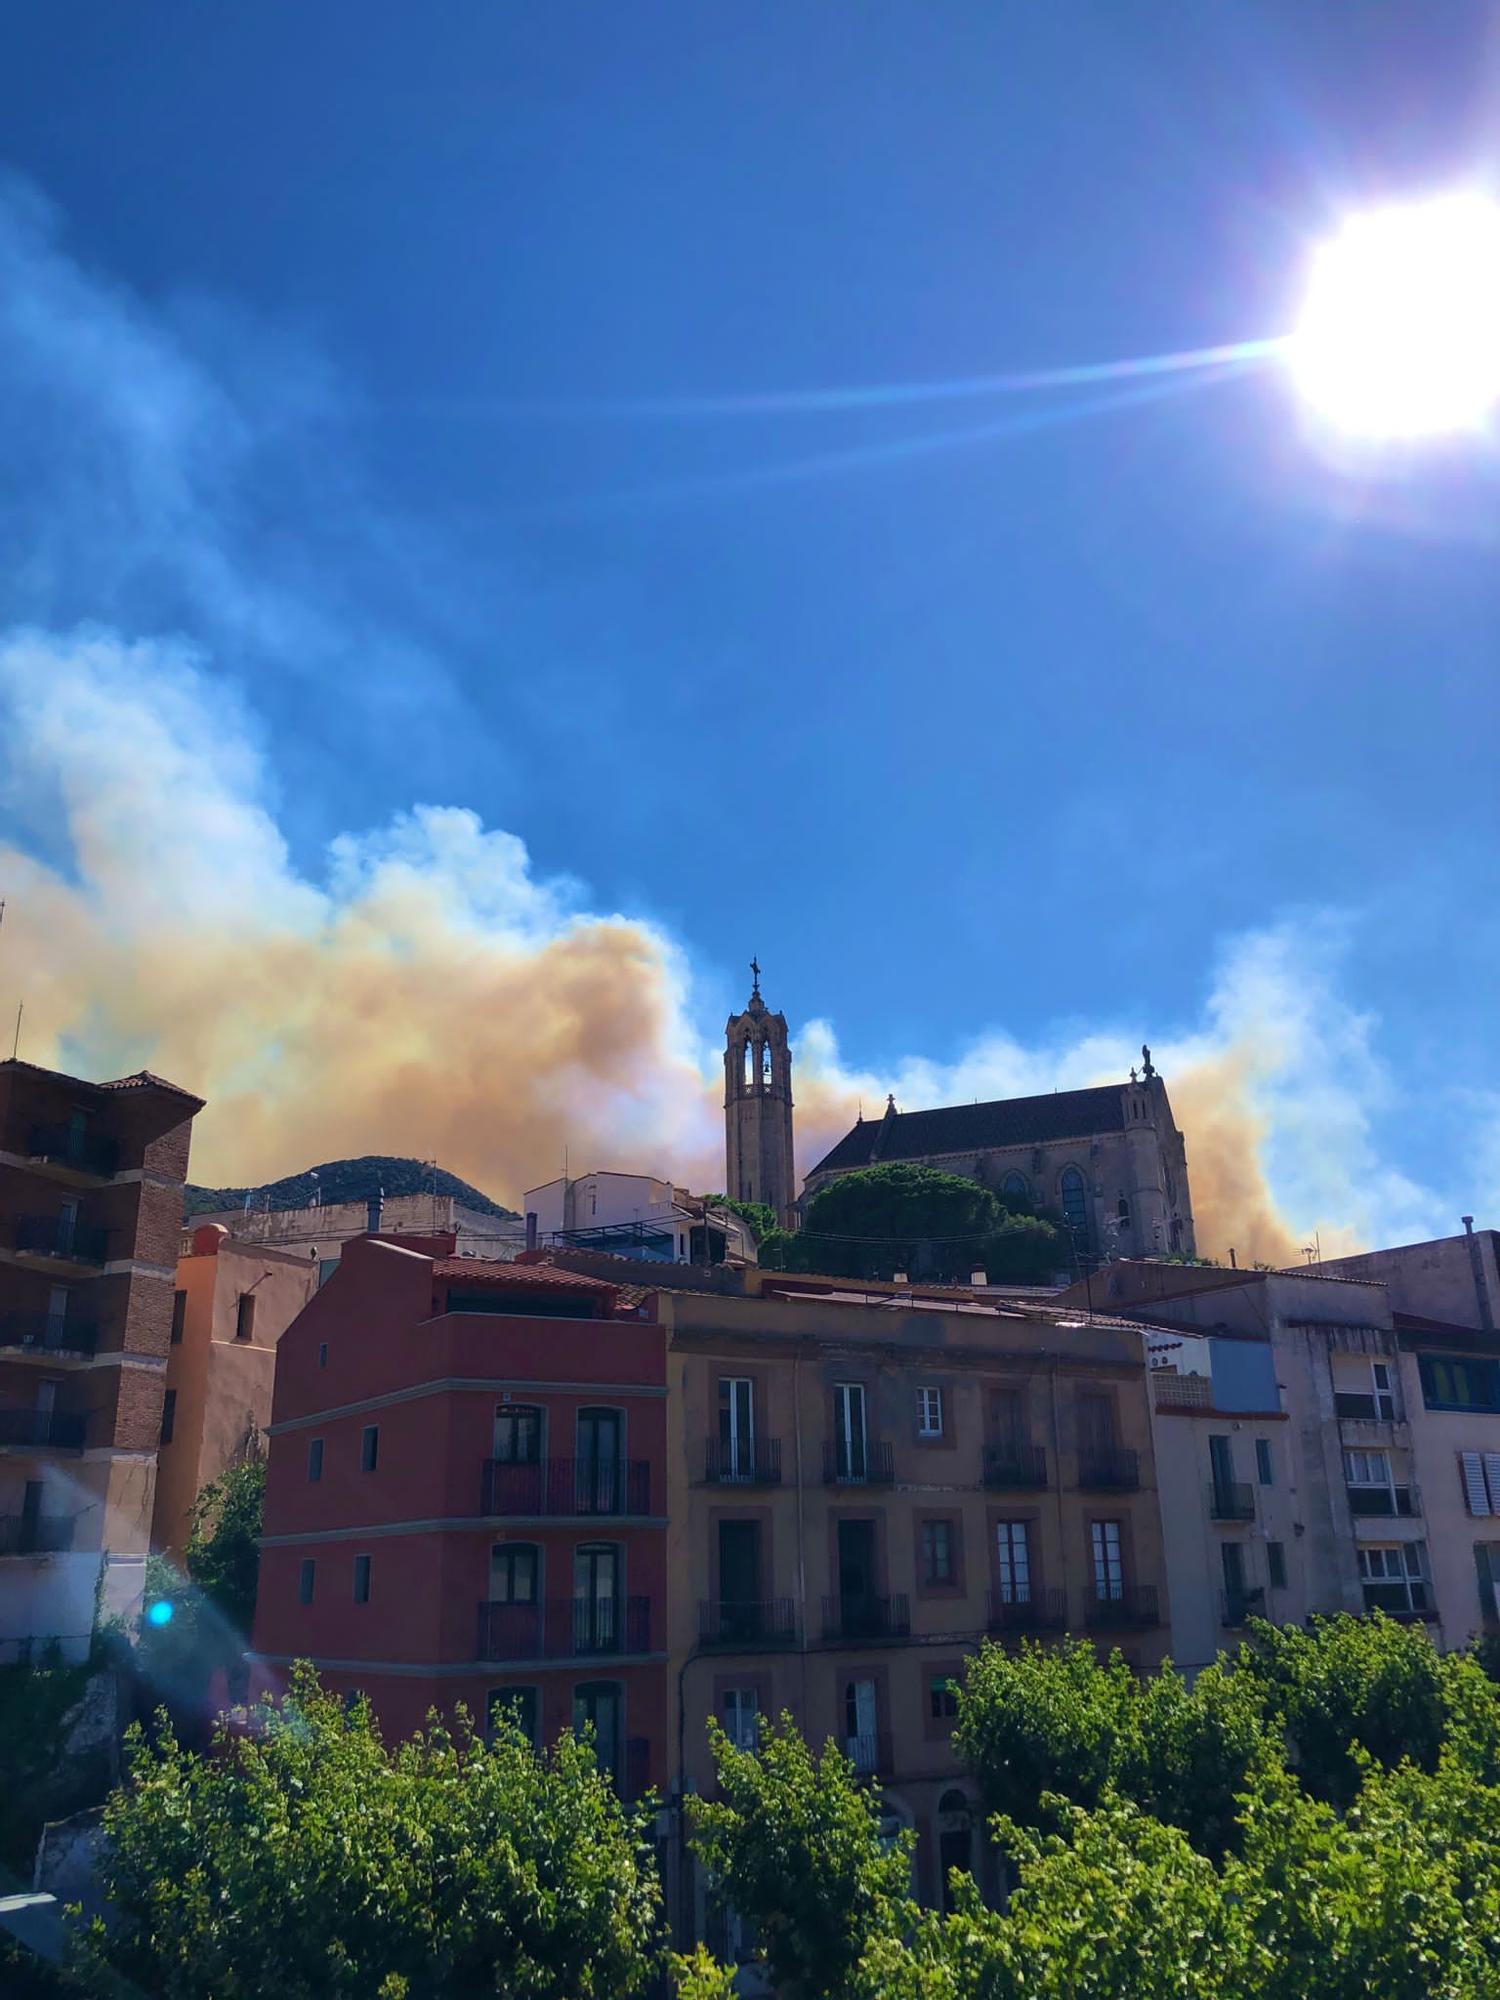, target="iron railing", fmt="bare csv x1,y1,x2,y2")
475,1595,651,1660
986,1587,1066,1634
0,1312,99,1356
1221,1587,1266,1627
27,1125,119,1177
822,1439,895,1486
844,1732,893,1777
821,1592,910,1643
1077,1446,1140,1491
703,1436,782,1485
699,1598,797,1649
1083,1583,1159,1629
982,1444,1048,1488
14,1216,108,1265
481,1457,651,1517
1209,1480,1255,1521
0,1408,87,1450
